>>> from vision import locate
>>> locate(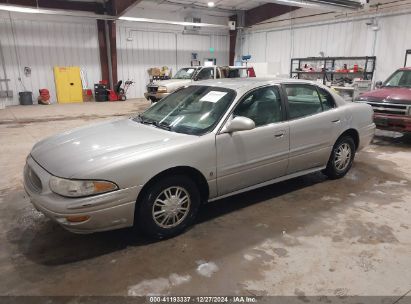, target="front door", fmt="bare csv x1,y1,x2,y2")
216,85,290,196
